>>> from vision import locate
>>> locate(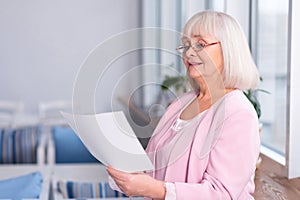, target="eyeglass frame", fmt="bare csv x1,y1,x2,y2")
176,41,220,54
